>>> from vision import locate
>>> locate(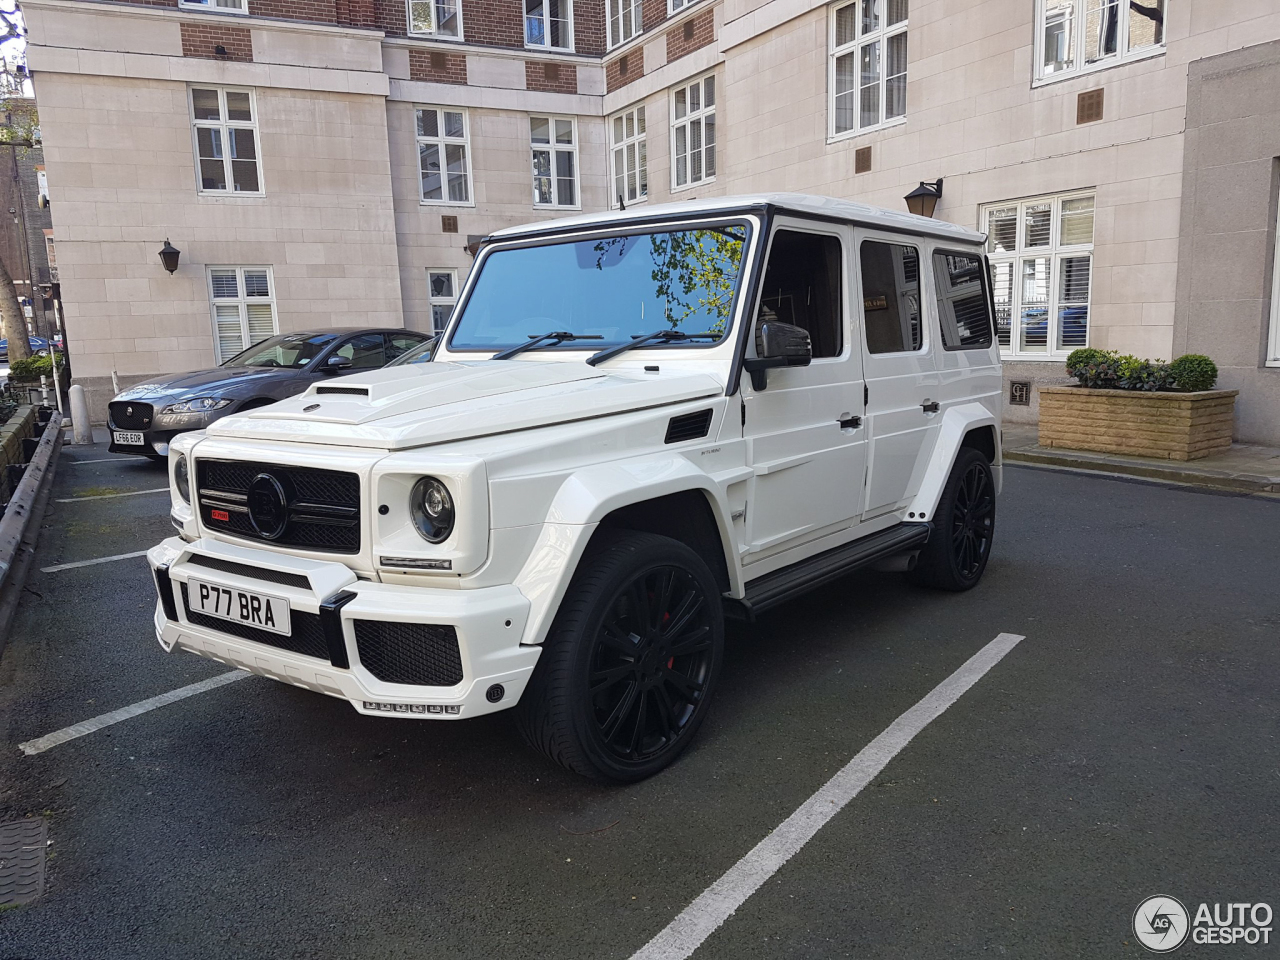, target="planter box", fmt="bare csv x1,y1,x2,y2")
1038,386,1238,461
